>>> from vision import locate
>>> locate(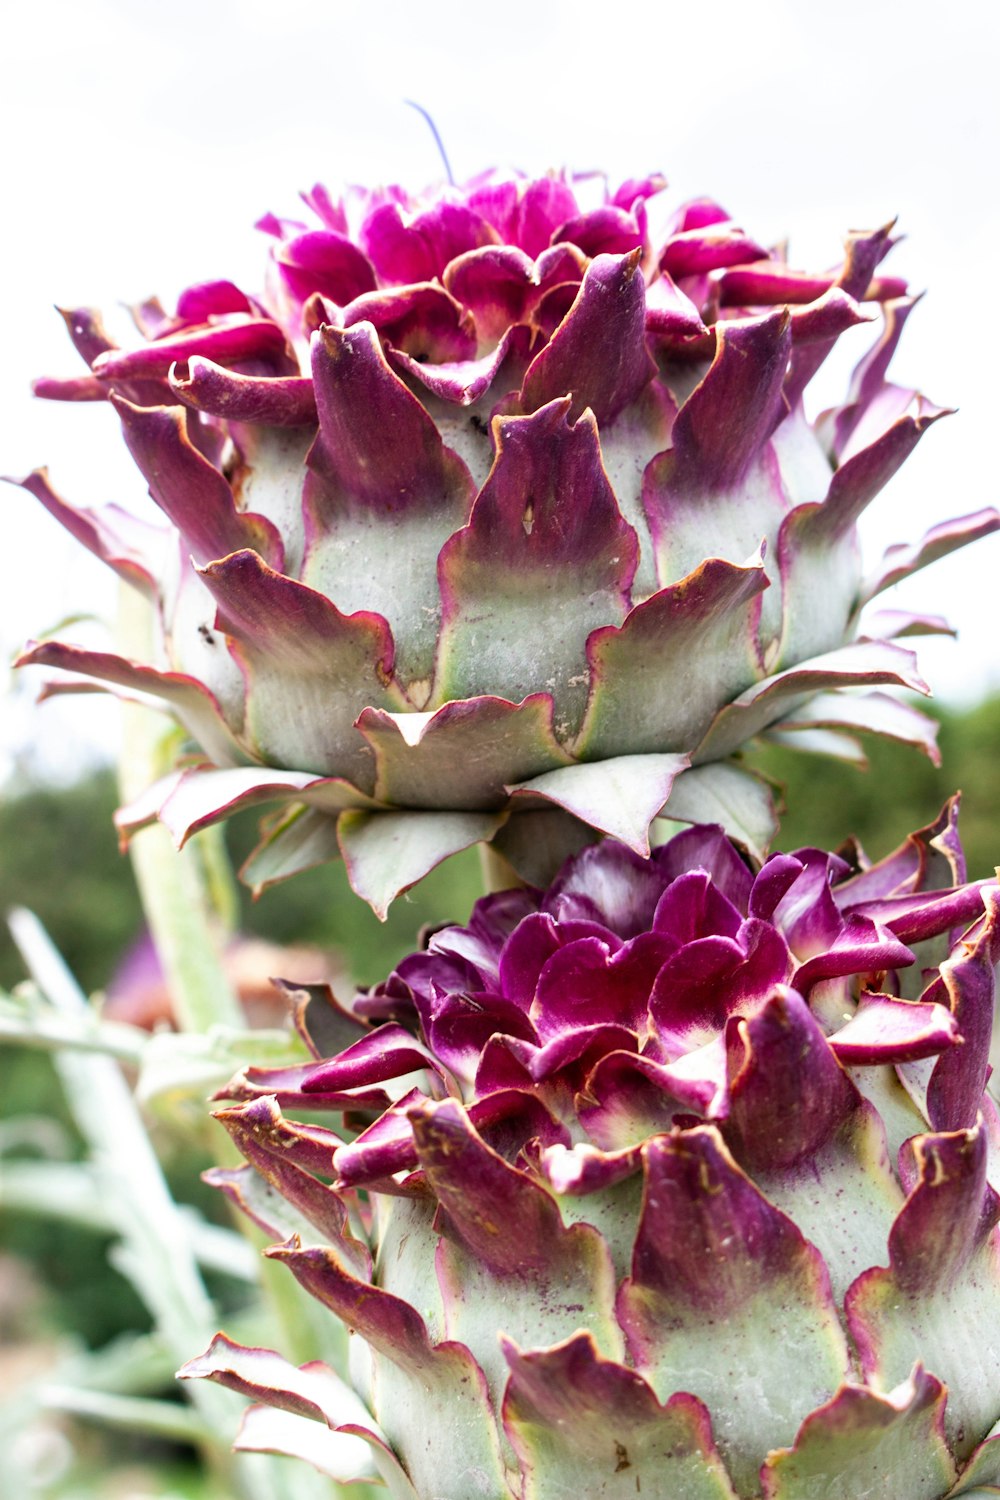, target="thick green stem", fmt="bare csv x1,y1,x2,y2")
478,840,527,896
117,583,242,1033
